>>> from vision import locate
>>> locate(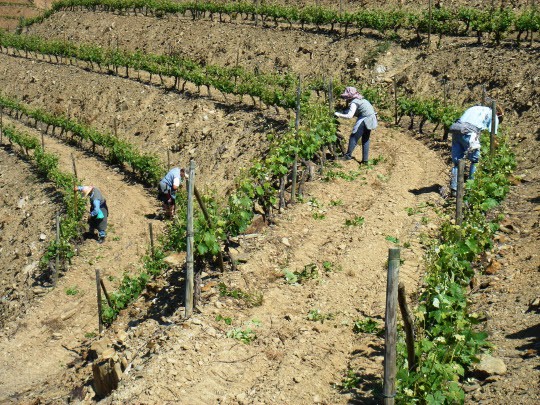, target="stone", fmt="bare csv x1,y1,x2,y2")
39,233,47,241
17,198,26,209
89,337,112,361
484,260,502,275
22,261,39,277
474,355,507,378
163,252,186,267
93,358,120,397
281,237,290,247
